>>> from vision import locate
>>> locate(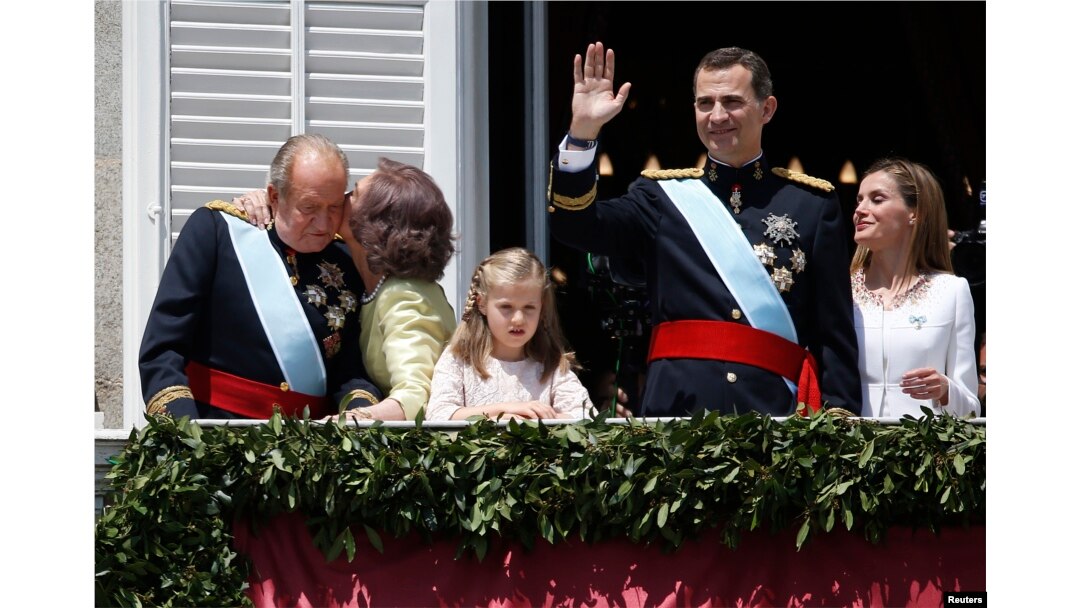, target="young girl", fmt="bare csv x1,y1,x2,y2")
425,248,594,421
